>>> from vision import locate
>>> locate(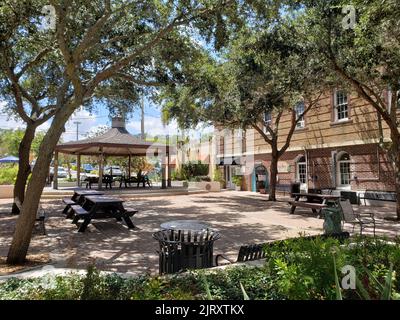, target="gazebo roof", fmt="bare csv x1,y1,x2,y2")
55,118,171,156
